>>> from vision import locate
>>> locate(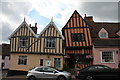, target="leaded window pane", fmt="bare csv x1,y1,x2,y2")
100,32,107,38
18,56,27,65
71,33,85,42
19,37,29,48
102,51,114,63
45,38,55,48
